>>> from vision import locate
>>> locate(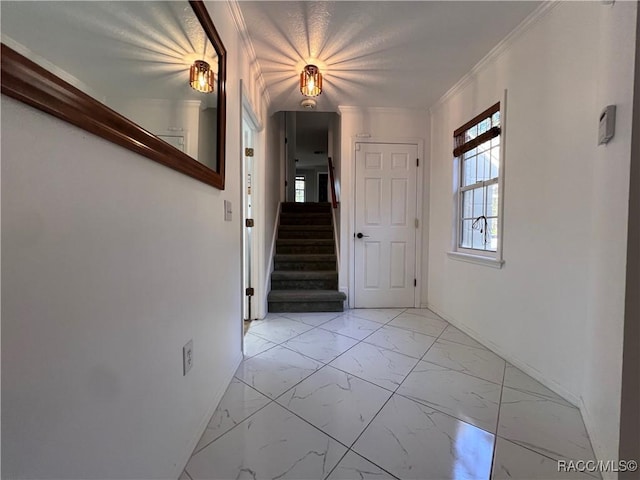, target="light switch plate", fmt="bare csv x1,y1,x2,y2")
183,340,193,375
224,200,232,221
